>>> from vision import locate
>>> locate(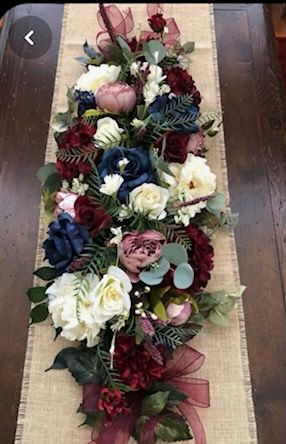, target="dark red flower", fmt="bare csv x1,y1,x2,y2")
114,334,164,390
56,159,91,181
148,13,166,33
156,132,190,164
74,195,111,238
186,224,214,292
166,67,201,105
58,121,96,151
97,387,131,425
